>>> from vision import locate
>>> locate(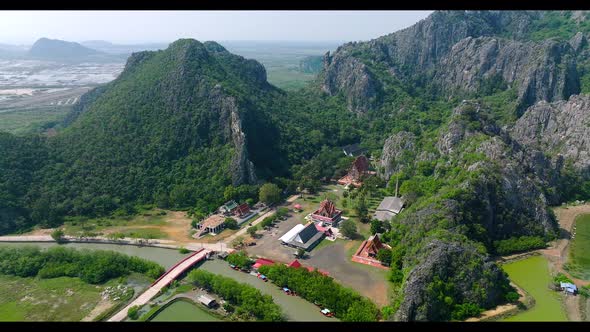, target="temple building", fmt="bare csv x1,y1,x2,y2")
279,222,325,251
309,199,342,227
373,196,404,222
337,155,372,187
194,214,225,238
351,234,392,269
